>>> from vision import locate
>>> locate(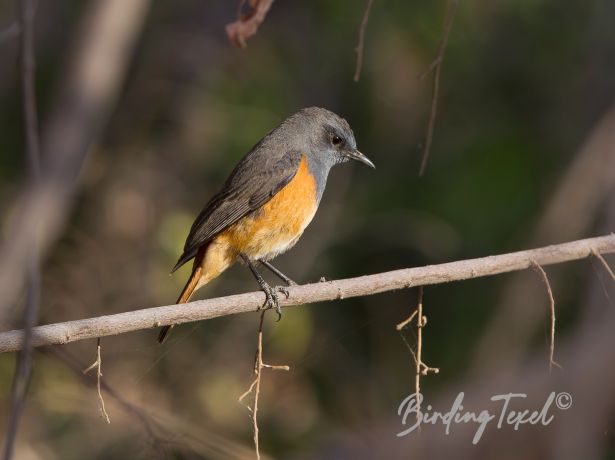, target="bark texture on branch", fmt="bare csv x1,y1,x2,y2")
0,234,613,353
